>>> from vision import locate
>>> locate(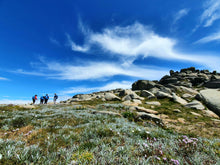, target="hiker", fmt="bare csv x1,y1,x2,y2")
40,96,45,104
44,94,49,104
32,95,37,104
53,93,58,104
